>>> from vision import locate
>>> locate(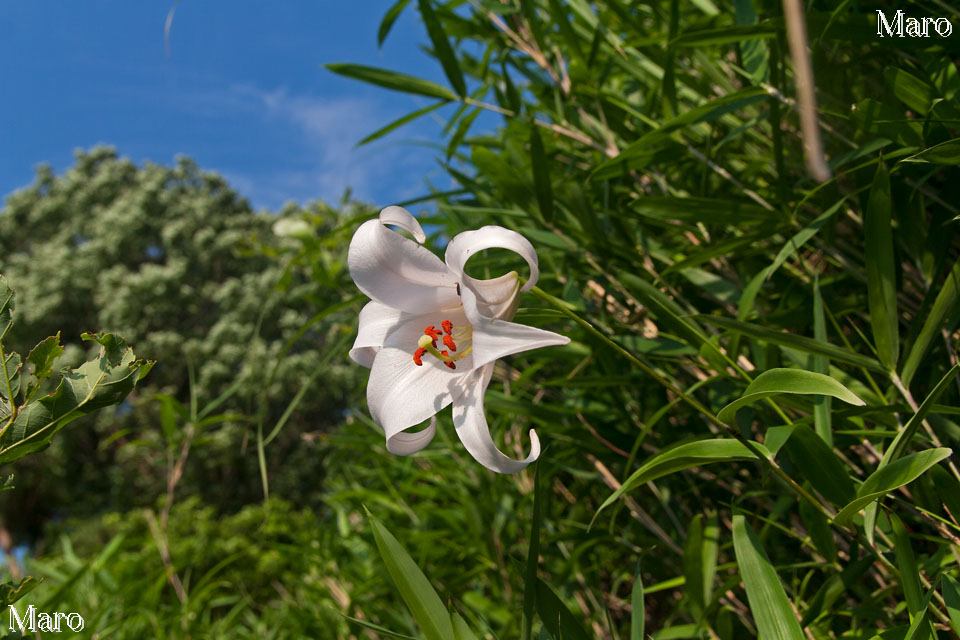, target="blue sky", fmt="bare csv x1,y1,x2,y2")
0,2,463,211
